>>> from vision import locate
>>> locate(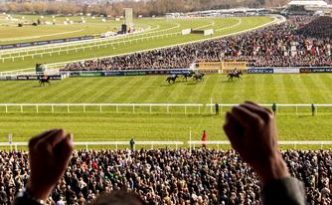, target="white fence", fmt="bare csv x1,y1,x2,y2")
0,29,183,63
206,103,332,115
1,141,331,151
188,141,332,150
1,103,332,115
0,103,204,115
0,141,184,151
